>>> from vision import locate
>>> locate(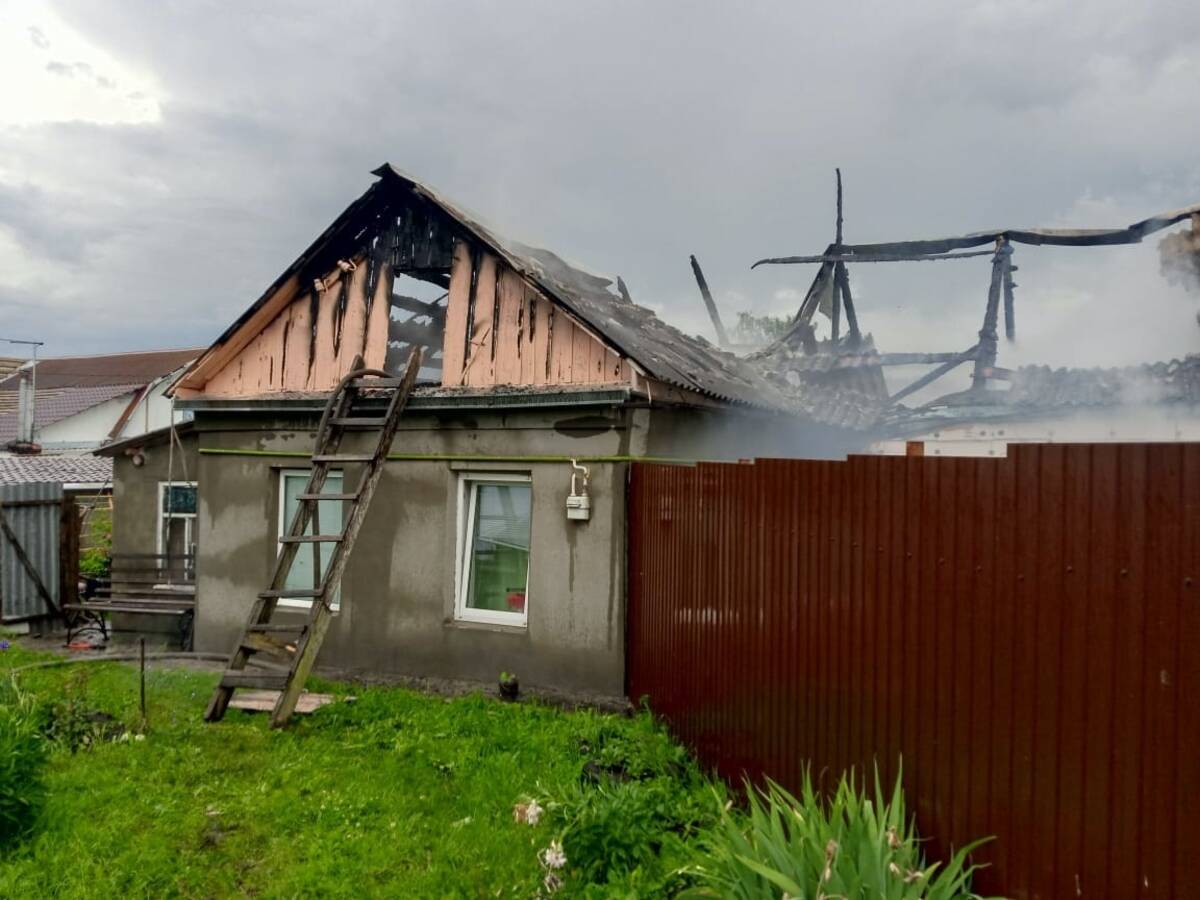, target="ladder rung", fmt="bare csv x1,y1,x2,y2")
331,417,387,427
259,589,323,599
247,623,307,633
221,671,288,690
241,634,298,657
297,492,359,501
279,534,343,543
350,377,403,388
312,454,376,464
